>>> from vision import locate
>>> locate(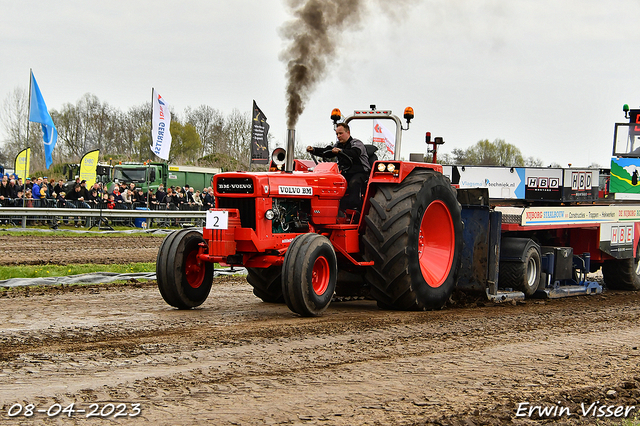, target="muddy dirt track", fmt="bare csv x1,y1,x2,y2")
0,234,640,425
0,234,163,265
